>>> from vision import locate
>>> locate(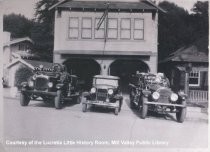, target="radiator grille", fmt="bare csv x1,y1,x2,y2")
35,77,48,91
97,89,107,101
157,88,172,103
